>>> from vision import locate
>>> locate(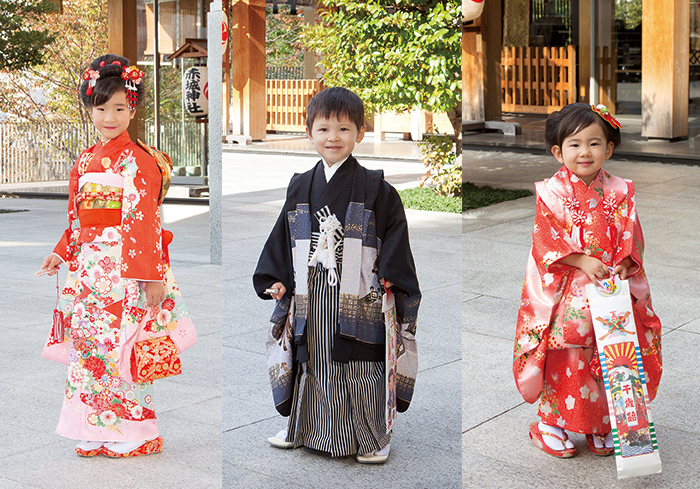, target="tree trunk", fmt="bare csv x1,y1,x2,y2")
446,106,462,157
